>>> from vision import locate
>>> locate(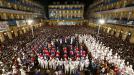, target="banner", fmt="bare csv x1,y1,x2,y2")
58,22,76,25
8,20,17,26
16,20,27,27
0,21,9,31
